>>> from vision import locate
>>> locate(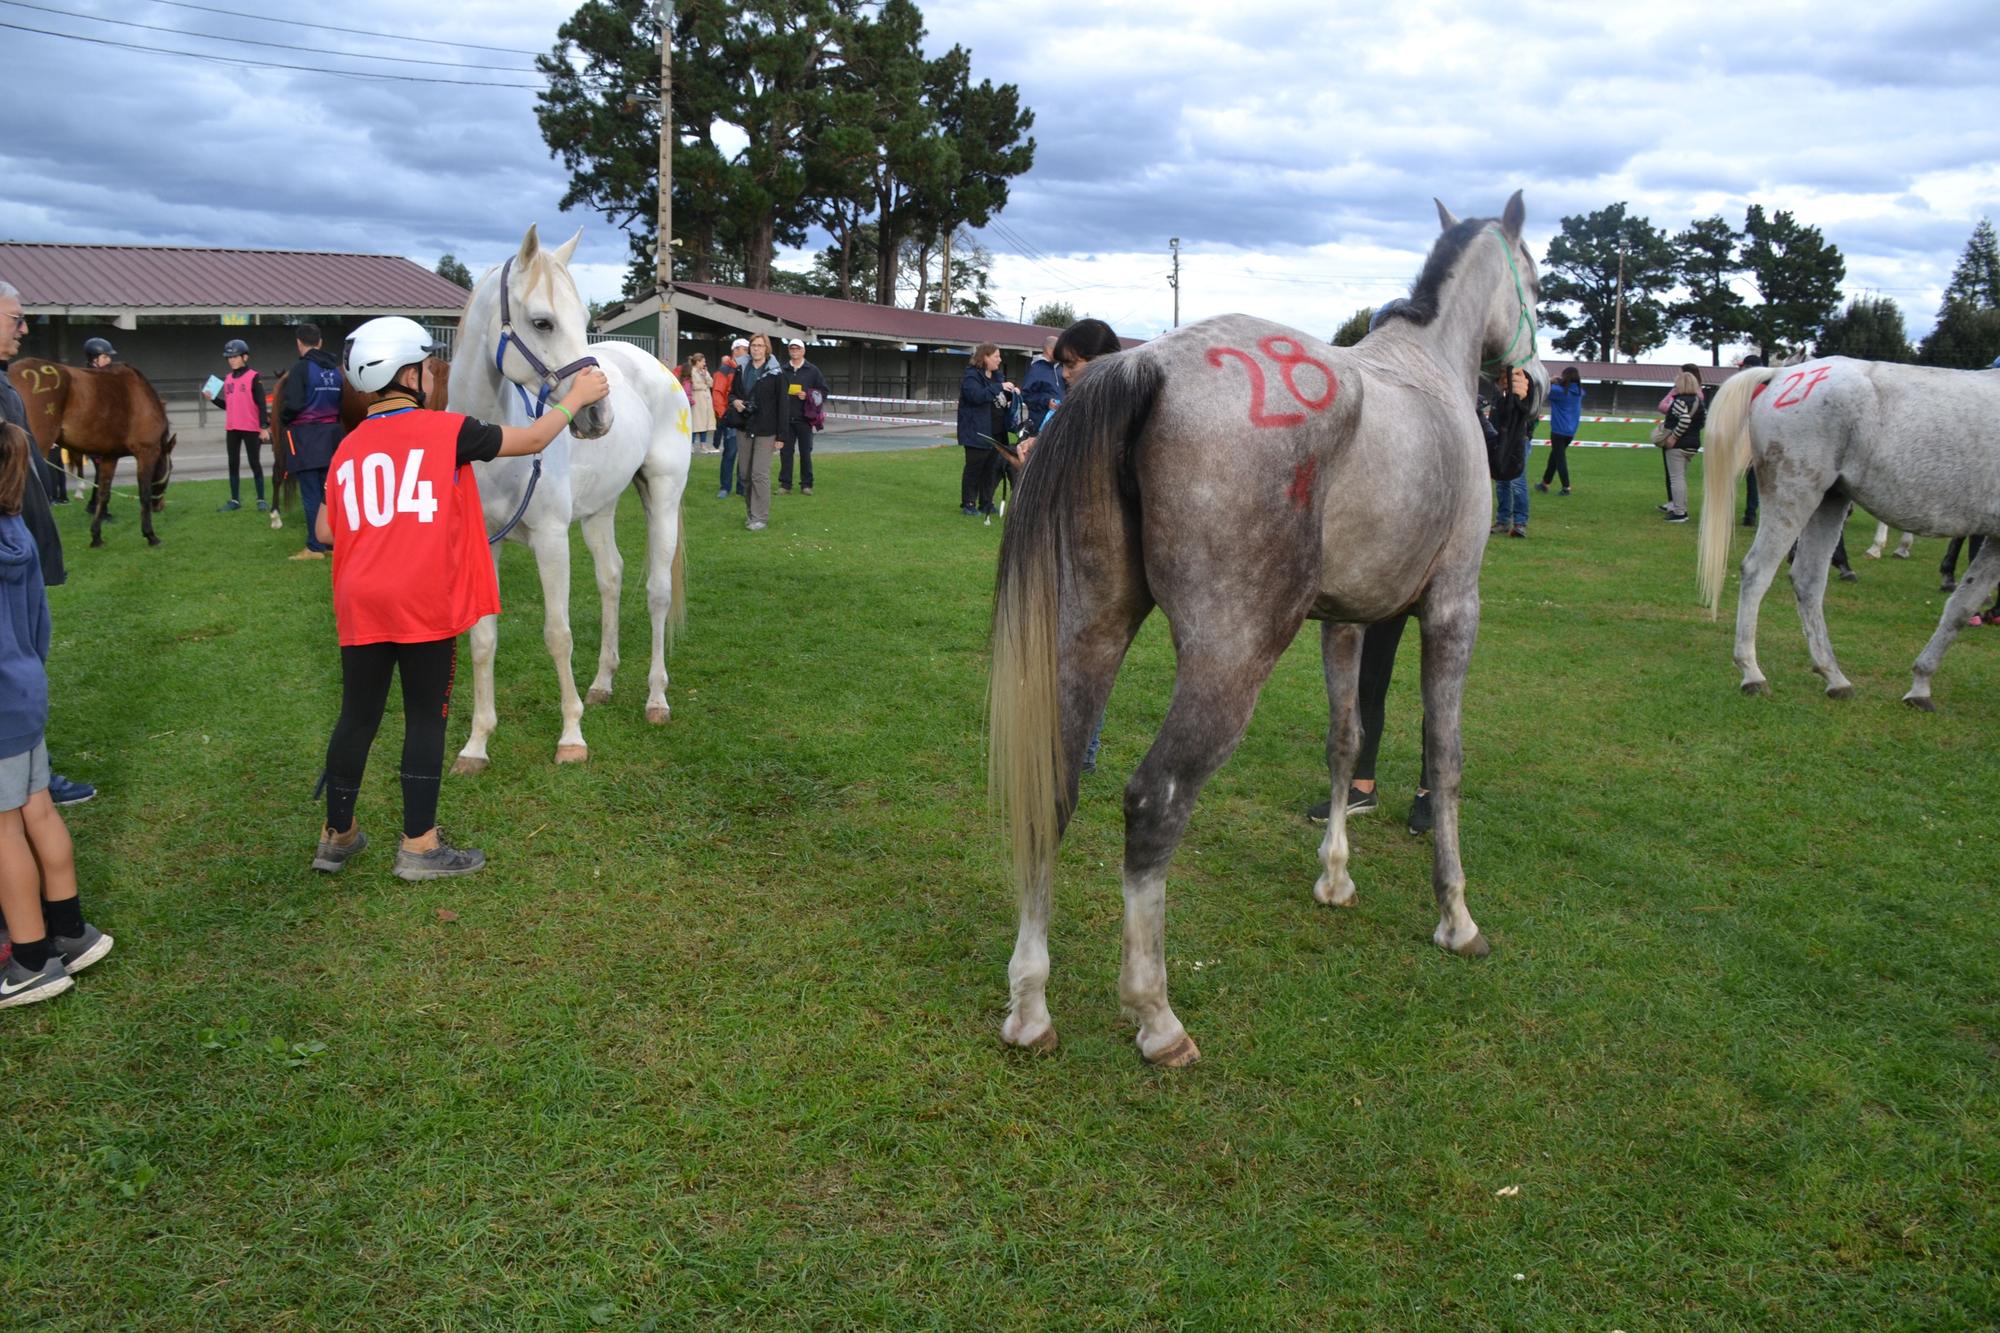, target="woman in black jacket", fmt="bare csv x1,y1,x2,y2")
956,343,1016,516
1660,370,1705,523
736,334,785,531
